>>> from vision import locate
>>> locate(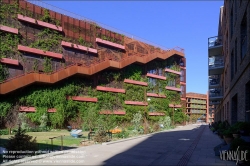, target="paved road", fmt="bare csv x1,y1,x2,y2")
3,124,236,166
